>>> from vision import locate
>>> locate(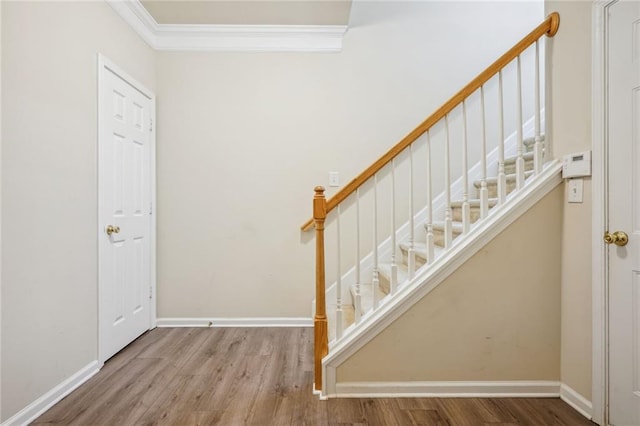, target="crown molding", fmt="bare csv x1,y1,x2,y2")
106,0,347,52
